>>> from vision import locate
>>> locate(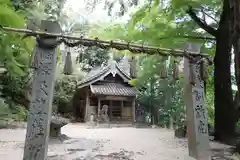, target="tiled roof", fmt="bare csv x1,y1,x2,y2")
118,55,130,76
77,60,131,88
90,83,138,96
79,65,110,85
